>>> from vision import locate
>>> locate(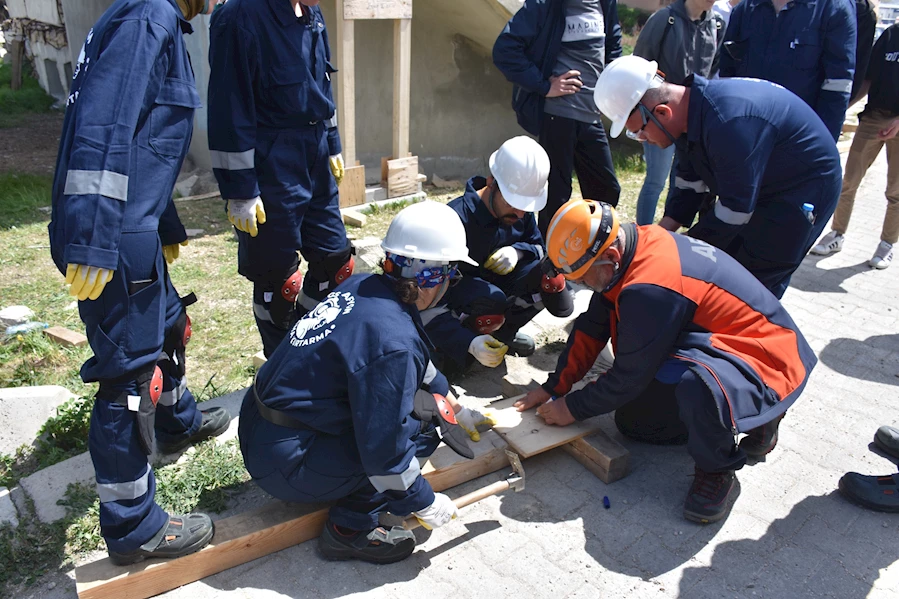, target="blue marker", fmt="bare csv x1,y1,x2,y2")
603,496,611,509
